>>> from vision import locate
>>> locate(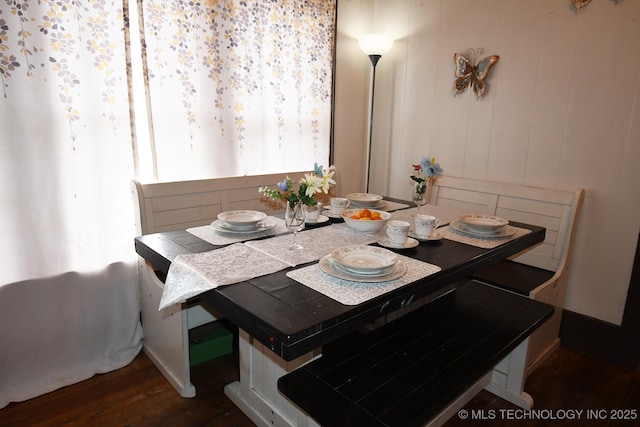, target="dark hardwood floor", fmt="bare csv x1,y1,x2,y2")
1,345,639,426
